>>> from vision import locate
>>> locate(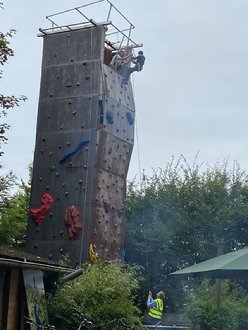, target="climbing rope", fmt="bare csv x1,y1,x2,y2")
132,77,151,289
79,27,94,264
